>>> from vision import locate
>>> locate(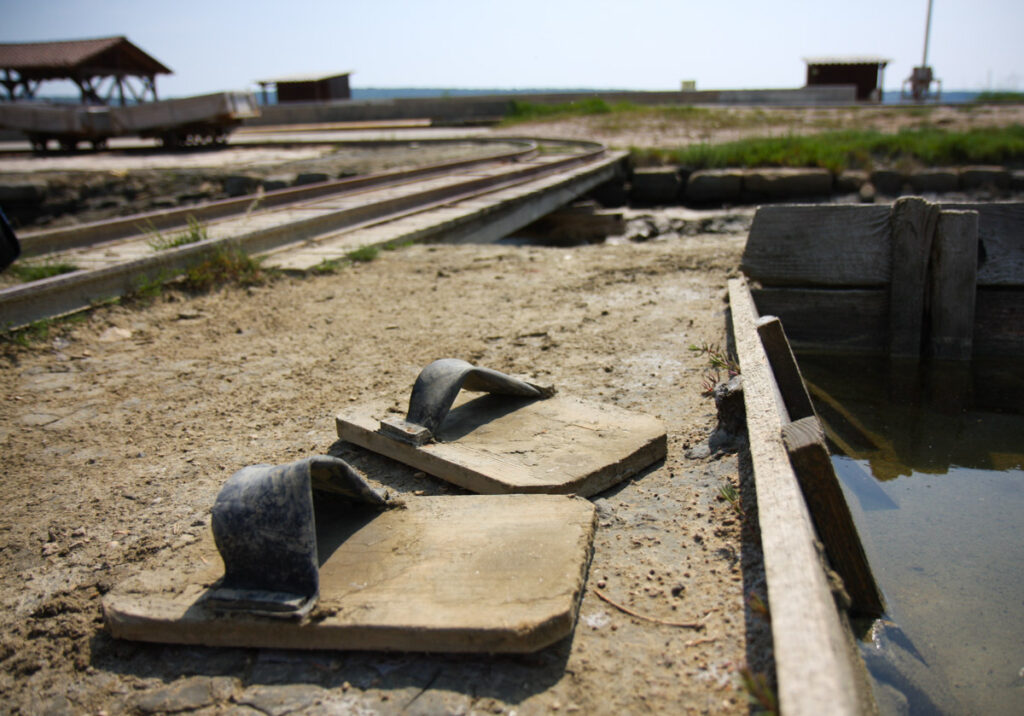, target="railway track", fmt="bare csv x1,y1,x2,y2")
1,138,624,329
